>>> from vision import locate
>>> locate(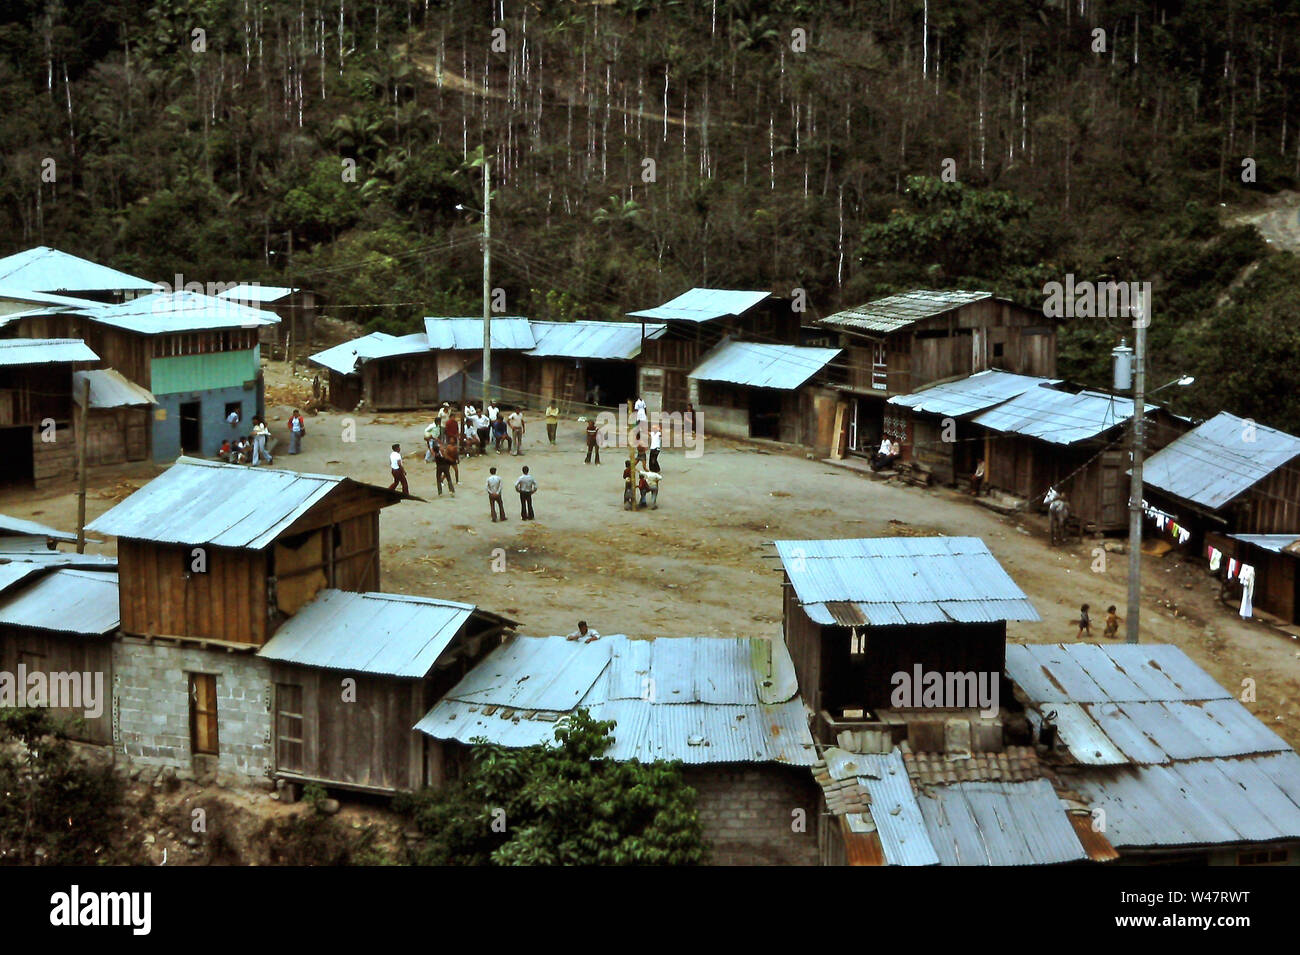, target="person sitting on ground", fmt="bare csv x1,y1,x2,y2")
567,620,601,643
218,438,232,461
